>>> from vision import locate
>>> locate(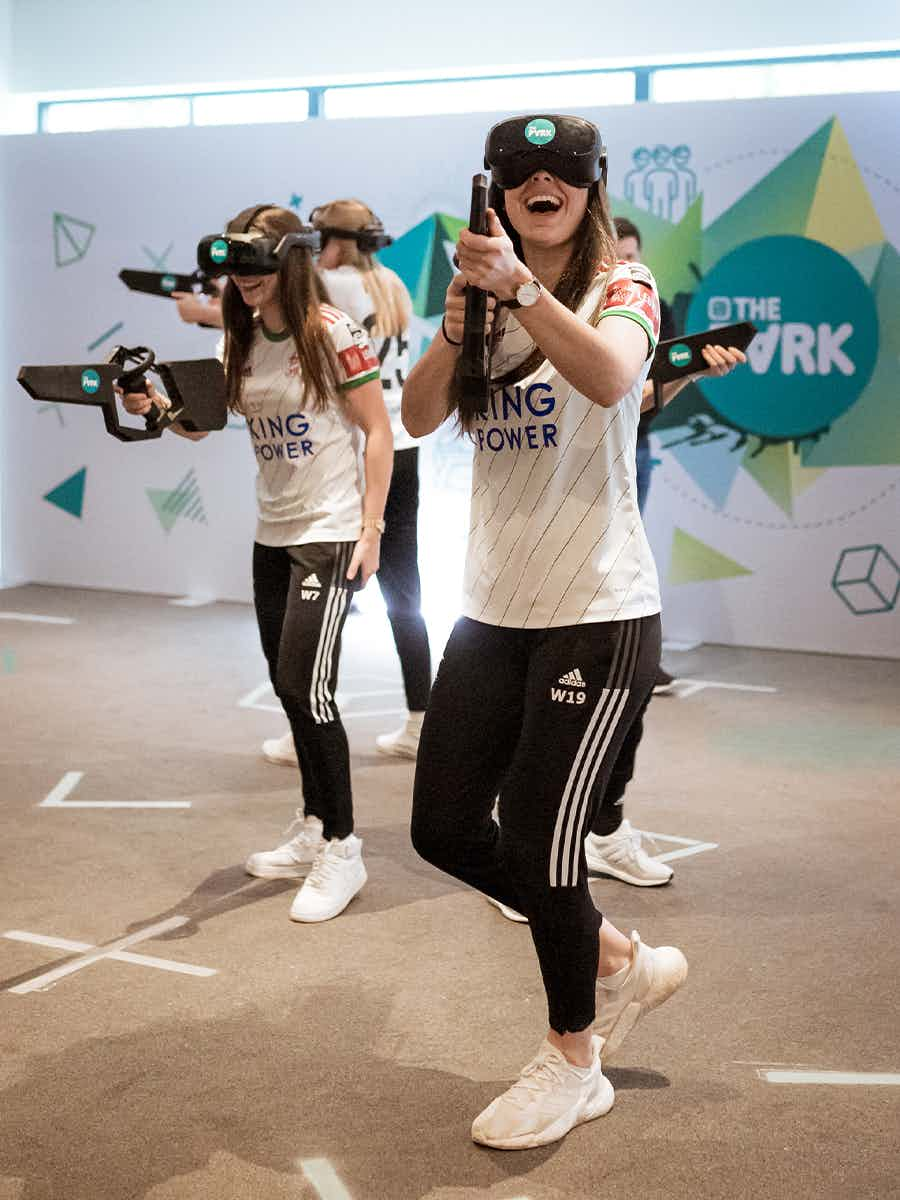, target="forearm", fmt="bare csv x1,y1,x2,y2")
402,330,459,437
170,423,210,441
639,375,692,414
515,290,642,408
361,423,393,522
